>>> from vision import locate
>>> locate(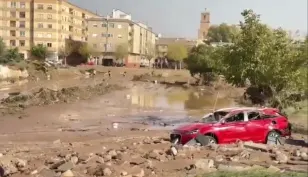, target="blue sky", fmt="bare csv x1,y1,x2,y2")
70,0,308,38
